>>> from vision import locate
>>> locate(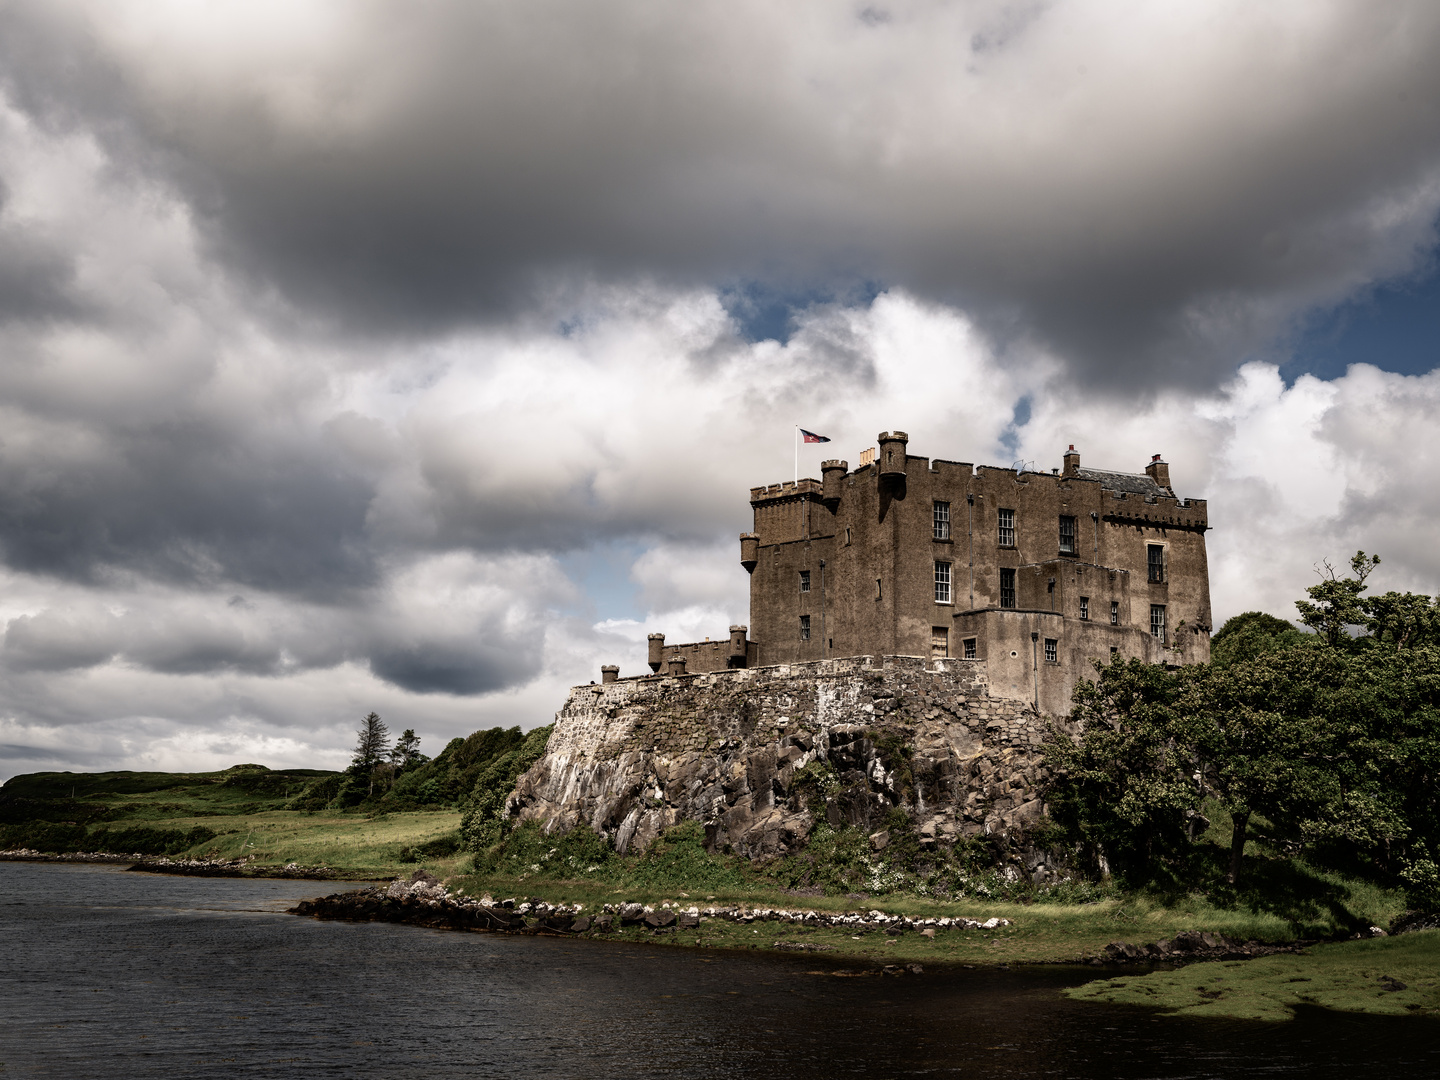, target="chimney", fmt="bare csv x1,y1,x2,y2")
1145,454,1171,491
1063,445,1080,477
600,664,619,684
